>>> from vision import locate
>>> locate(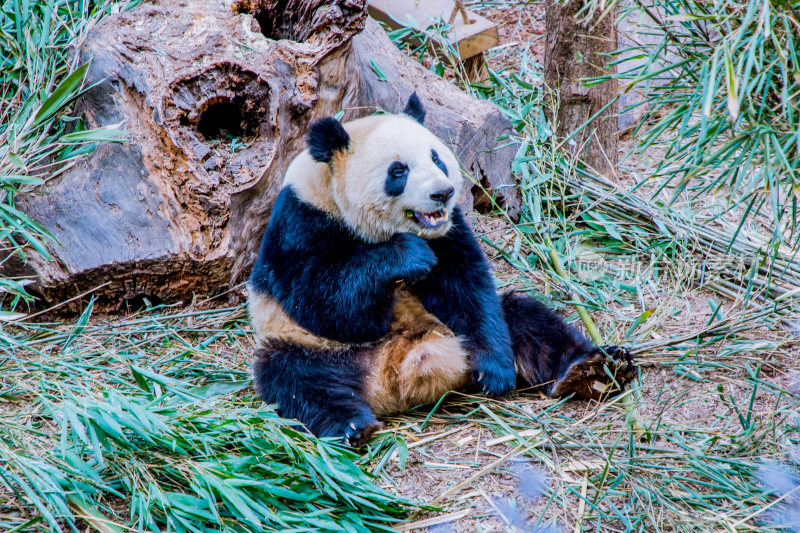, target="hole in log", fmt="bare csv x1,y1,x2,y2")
471,175,496,215
166,63,270,148
197,100,248,140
